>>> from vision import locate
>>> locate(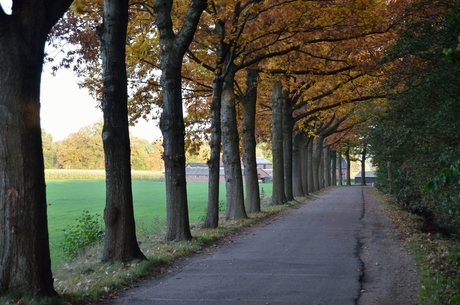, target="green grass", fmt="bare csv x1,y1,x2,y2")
47,180,273,267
